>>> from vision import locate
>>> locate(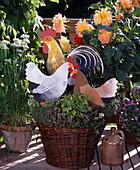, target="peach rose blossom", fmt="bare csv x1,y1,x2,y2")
94,8,113,26
75,19,94,38
98,29,116,44
116,0,134,13
52,13,69,34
